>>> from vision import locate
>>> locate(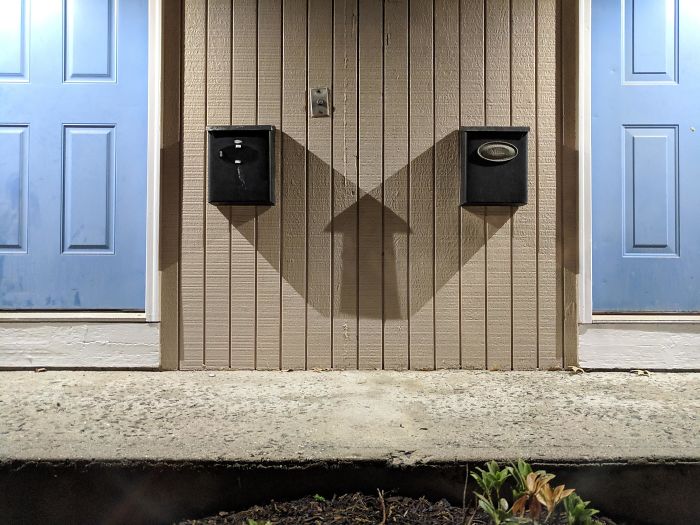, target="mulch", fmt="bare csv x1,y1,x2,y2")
176,492,618,525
